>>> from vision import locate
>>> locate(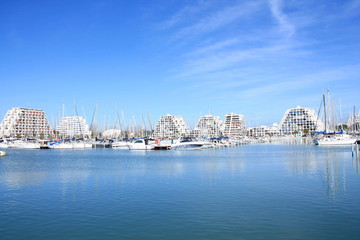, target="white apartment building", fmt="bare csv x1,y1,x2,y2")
279,106,324,133
247,123,281,137
0,107,51,138
192,115,224,138
223,113,246,137
102,128,122,139
153,114,189,139
56,116,91,138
